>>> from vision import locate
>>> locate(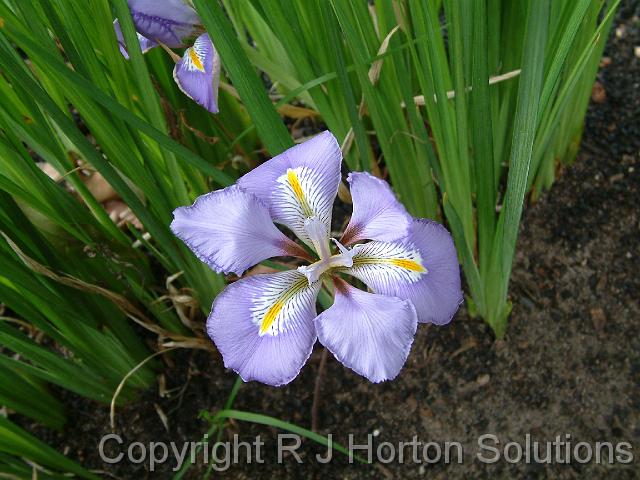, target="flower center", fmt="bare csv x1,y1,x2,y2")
297,217,355,285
